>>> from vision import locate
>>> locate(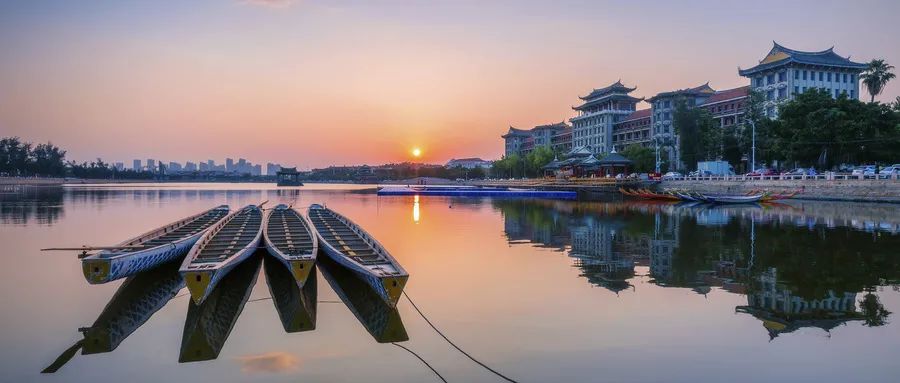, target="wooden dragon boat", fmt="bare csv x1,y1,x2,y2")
318,256,408,343
41,260,185,373
180,204,264,305
179,254,262,363
263,204,318,288
263,255,316,333
43,205,229,284
308,204,408,307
